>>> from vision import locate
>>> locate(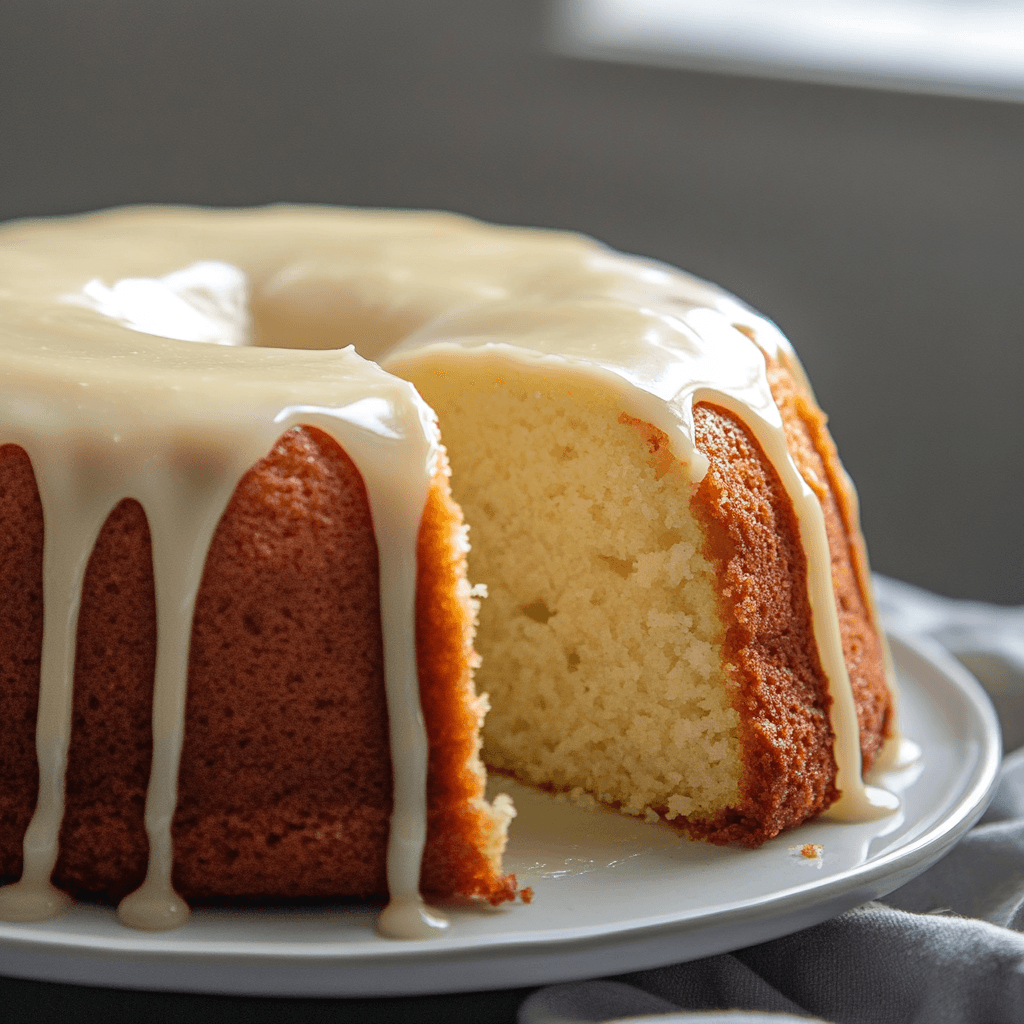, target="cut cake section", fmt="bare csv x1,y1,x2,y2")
402,352,890,846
